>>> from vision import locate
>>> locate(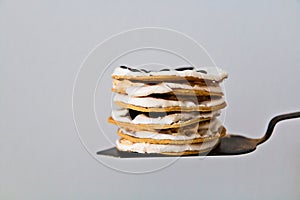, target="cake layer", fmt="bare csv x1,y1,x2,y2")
117,126,226,145
116,138,220,154
109,117,211,131
114,93,226,112
118,117,222,138
112,79,223,97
